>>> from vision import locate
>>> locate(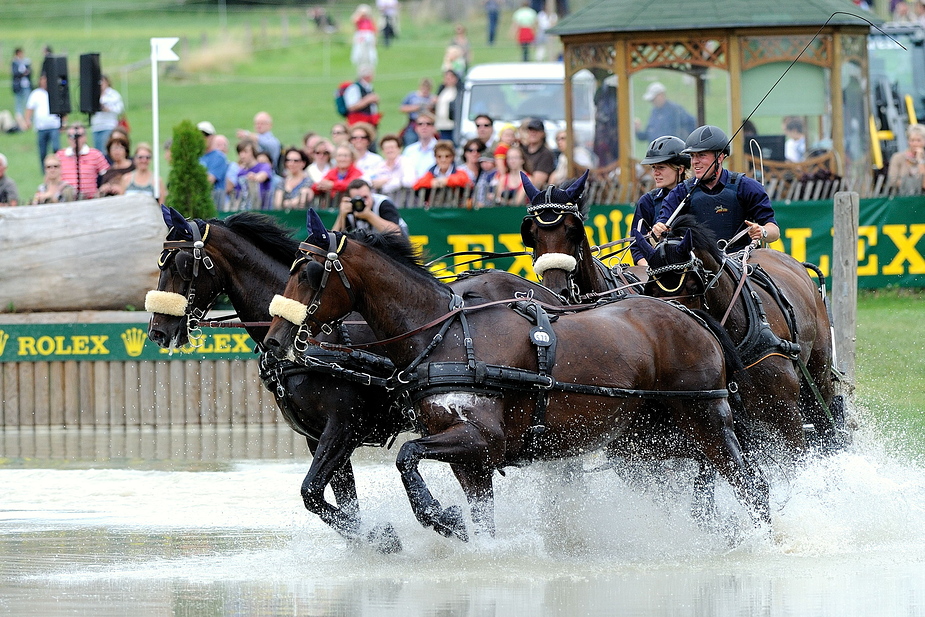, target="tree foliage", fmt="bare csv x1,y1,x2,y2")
165,119,216,219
